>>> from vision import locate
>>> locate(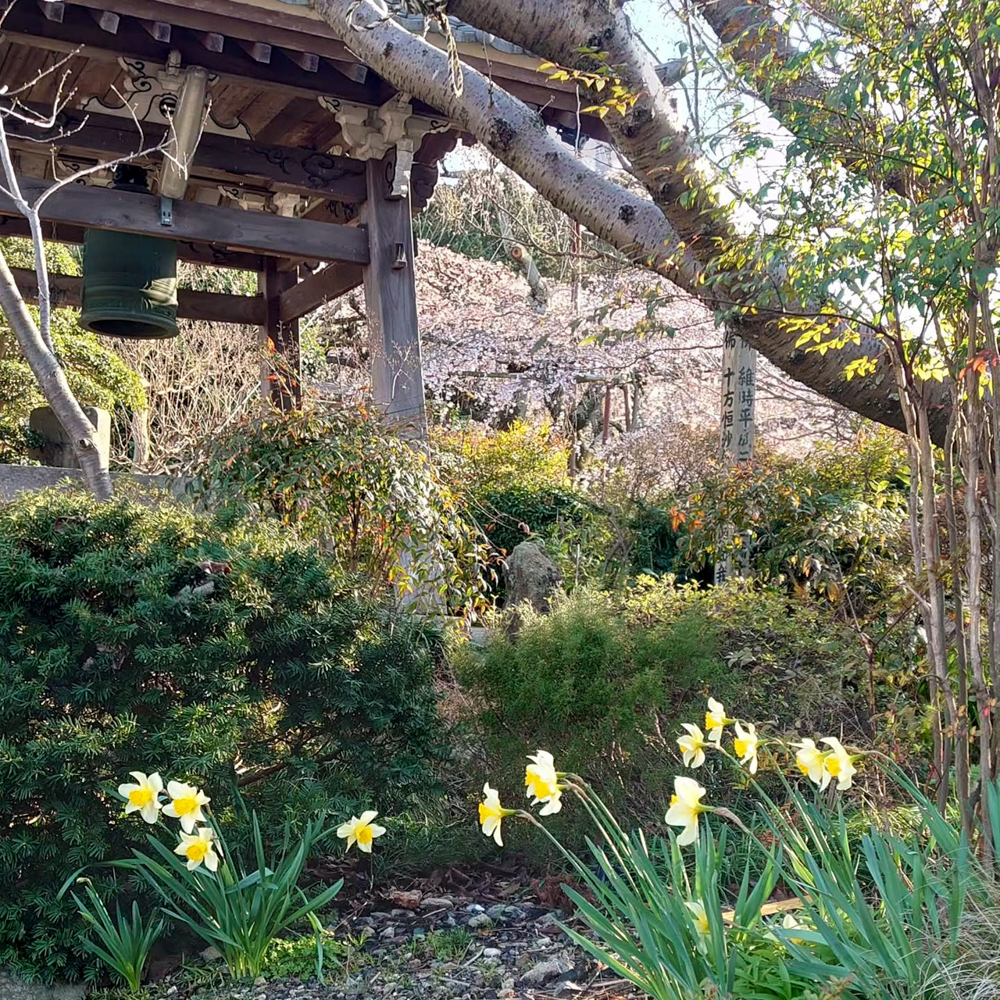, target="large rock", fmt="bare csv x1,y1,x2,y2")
0,971,85,1000
505,541,561,615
